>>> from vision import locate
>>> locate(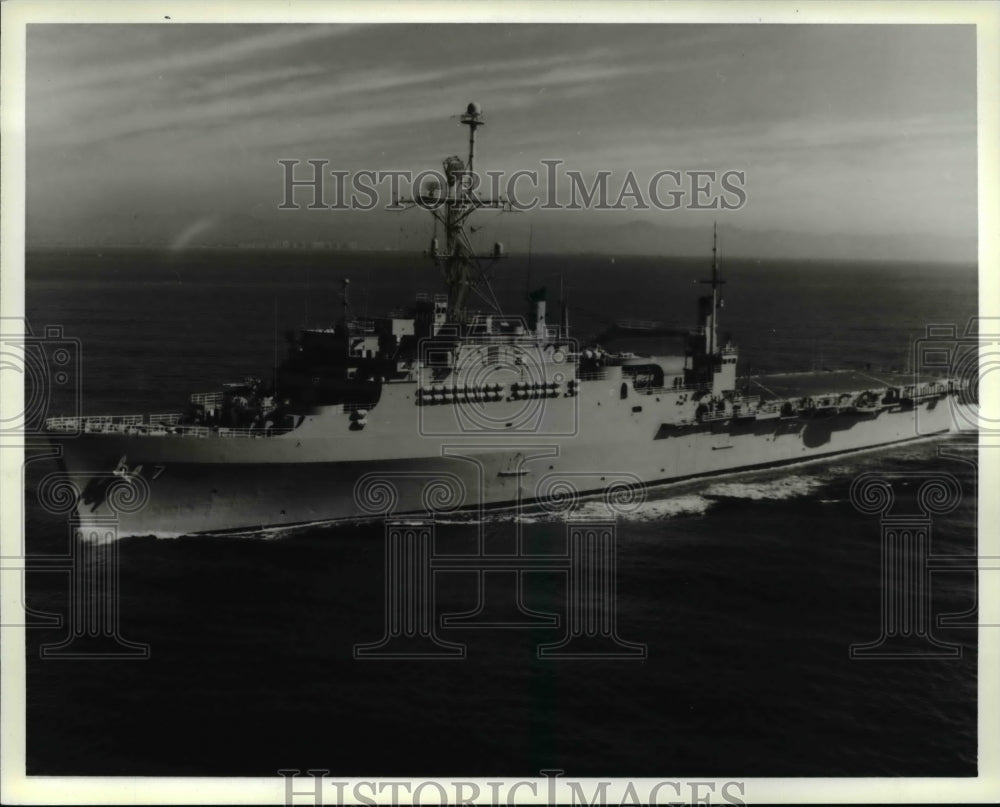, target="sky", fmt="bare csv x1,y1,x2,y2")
25,23,978,259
